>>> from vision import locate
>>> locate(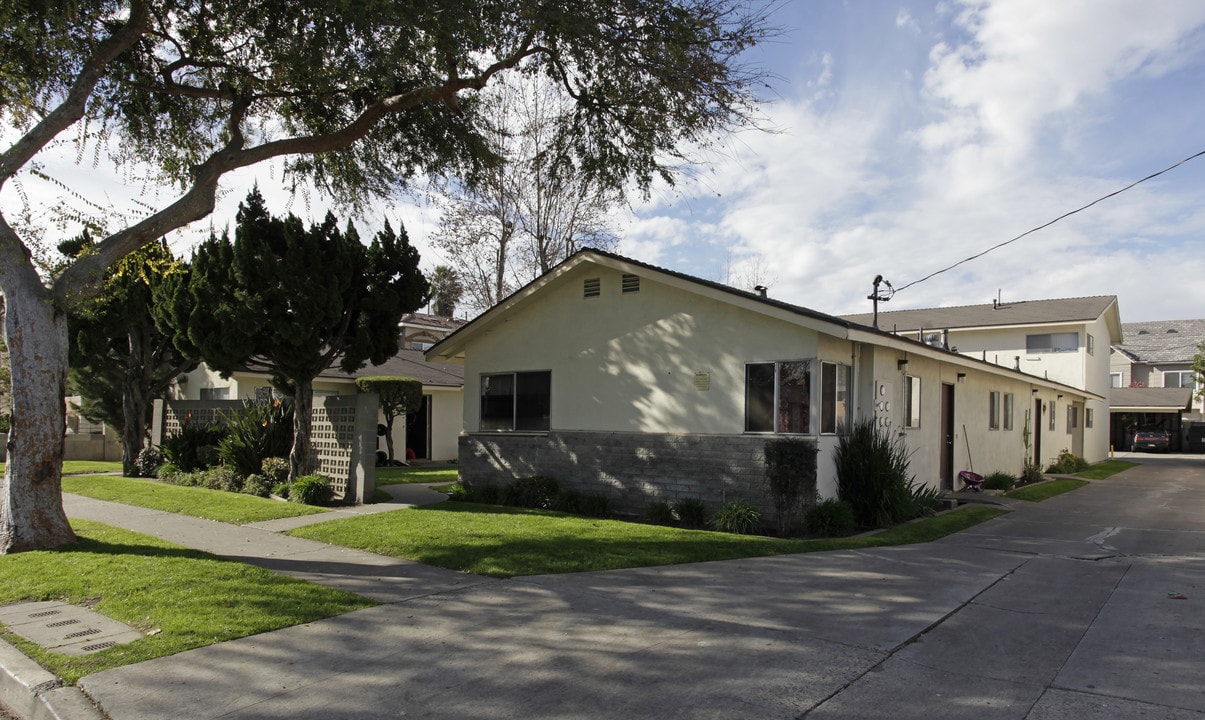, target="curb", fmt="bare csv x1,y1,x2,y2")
0,638,103,720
